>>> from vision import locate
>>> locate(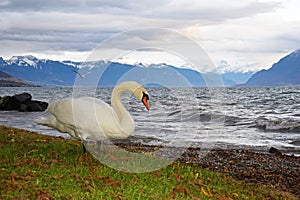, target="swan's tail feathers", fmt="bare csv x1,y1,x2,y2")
36,114,79,139
35,114,66,133
35,114,56,128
